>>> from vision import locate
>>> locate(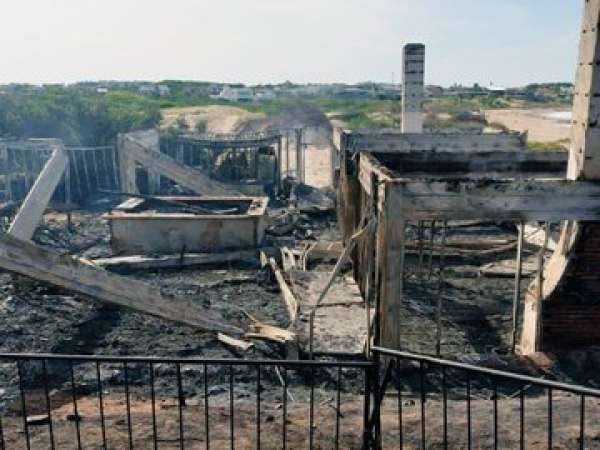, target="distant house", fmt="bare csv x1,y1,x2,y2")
138,85,157,96
219,86,254,102
425,85,444,97
560,85,575,95
157,85,171,96
255,90,276,101
96,87,109,94
333,88,374,100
